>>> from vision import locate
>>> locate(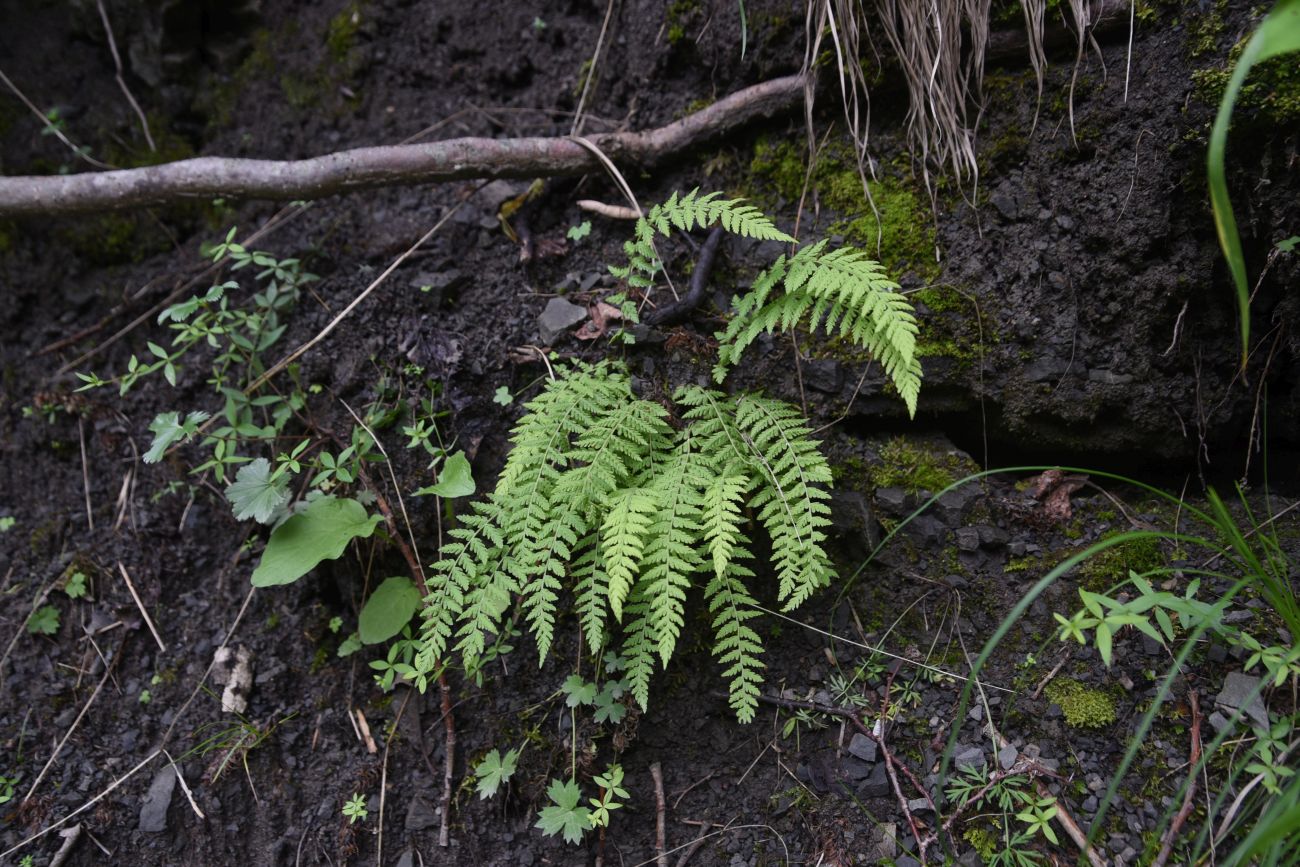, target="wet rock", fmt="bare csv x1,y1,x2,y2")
537,298,587,344
405,794,439,830
802,359,844,393
874,487,912,516
848,732,878,764
139,765,177,833
953,744,985,771
857,762,891,799
1215,671,1268,728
